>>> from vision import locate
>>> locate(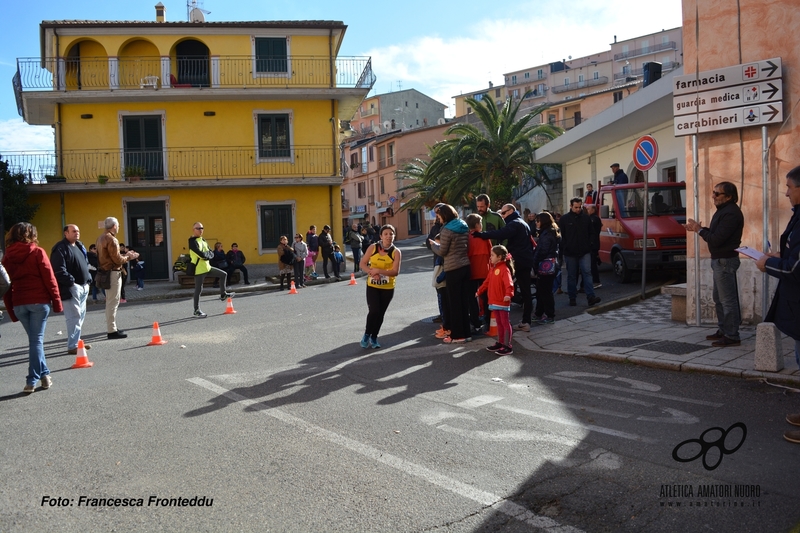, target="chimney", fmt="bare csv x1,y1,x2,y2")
155,2,166,22
489,81,493,88
614,35,617,43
